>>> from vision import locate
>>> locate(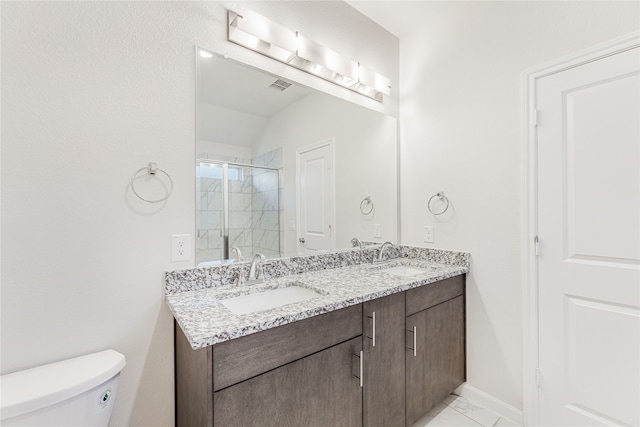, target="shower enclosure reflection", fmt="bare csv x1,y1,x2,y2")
196,160,280,266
